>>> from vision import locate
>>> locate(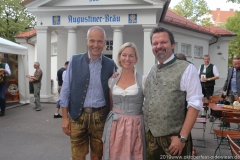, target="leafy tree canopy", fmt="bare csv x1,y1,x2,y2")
227,0,240,3
172,0,214,26
0,0,36,42
225,11,240,59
